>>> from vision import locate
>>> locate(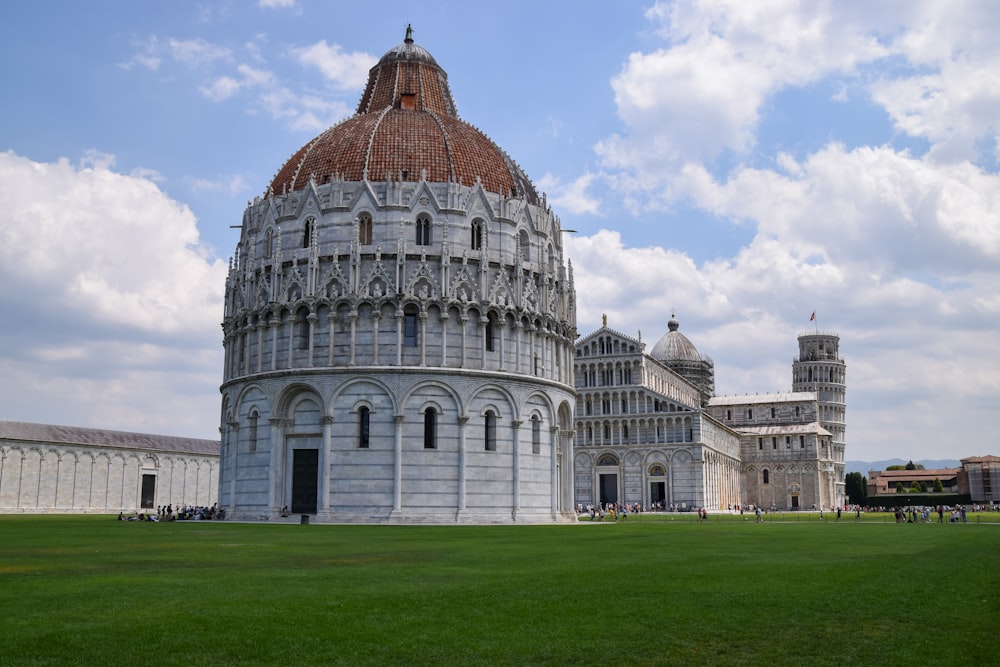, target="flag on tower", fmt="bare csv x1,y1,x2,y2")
809,311,816,322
